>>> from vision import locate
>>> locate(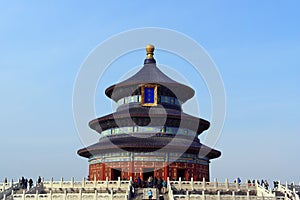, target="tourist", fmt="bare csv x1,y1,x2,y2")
4,178,7,184
248,180,252,186
24,179,28,190
37,176,42,184
29,179,33,189
264,180,269,190
162,179,167,194
274,181,279,188
137,177,141,187
153,177,157,188
237,177,241,185
157,177,162,192
148,189,153,199
261,179,264,186
129,185,134,198
252,180,256,186
148,176,153,188
21,177,25,189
